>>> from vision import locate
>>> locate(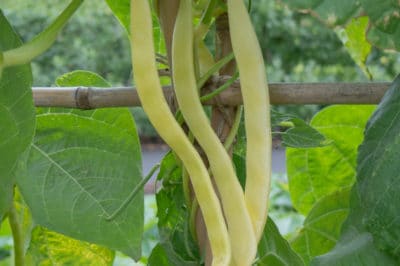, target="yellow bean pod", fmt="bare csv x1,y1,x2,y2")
130,1,230,265
172,1,257,265
227,0,272,242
